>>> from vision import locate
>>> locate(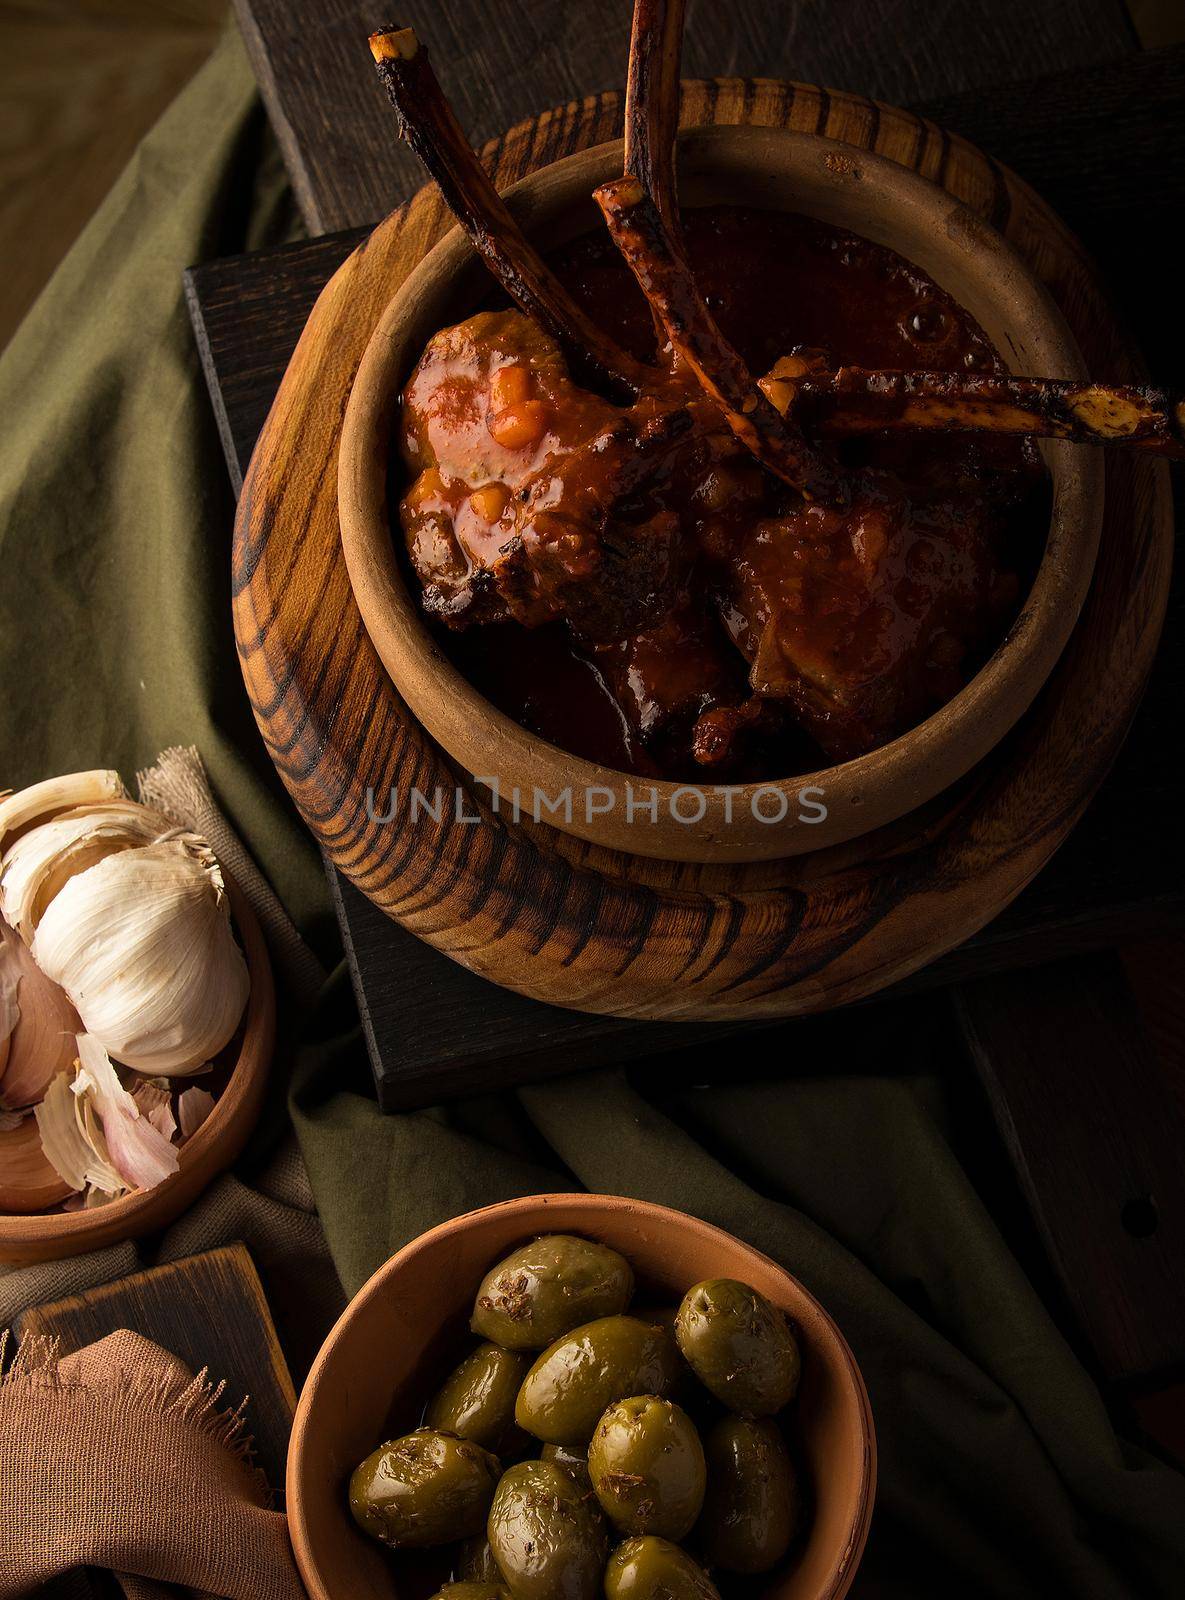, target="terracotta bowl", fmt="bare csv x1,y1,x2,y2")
288,1193,876,1600
0,878,275,1266
339,125,1103,865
